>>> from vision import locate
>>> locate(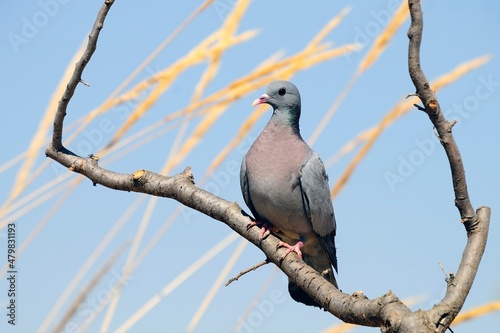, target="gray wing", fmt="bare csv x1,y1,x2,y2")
299,152,338,272
240,155,259,220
